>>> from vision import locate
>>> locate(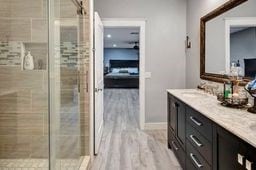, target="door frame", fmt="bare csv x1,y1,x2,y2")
102,18,146,130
